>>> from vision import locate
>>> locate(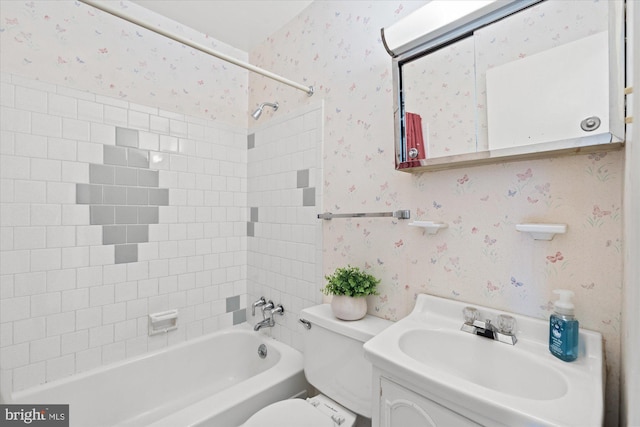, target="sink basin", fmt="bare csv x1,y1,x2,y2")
399,329,568,400
363,293,604,427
